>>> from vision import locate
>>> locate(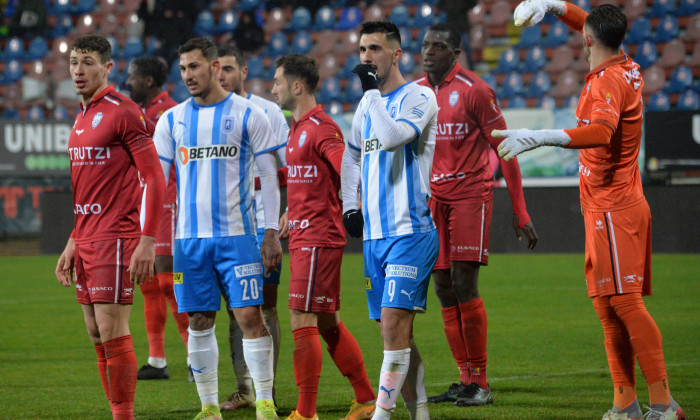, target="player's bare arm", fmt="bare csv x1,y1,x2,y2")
55,237,76,286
